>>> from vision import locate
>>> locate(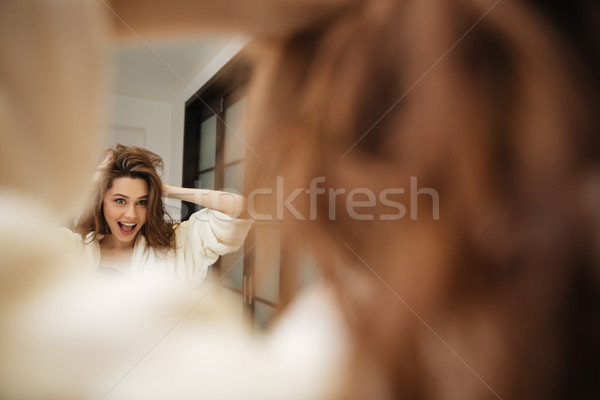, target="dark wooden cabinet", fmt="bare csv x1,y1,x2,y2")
182,54,280,329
